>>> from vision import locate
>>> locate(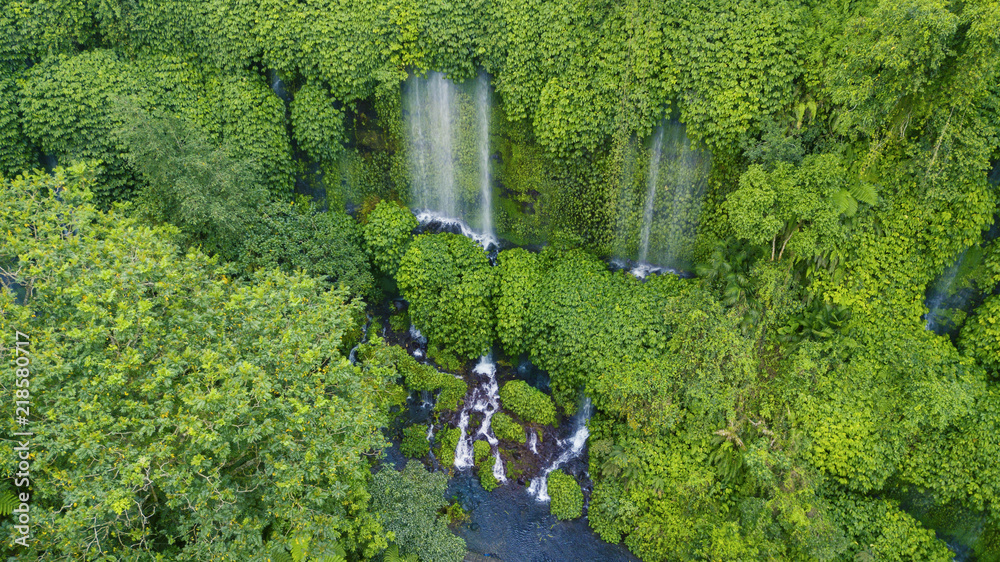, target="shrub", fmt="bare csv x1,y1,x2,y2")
397,233,496,360
389,310,410,332
370,461,466,562
378,345,467,411
427,343,464,372
401,425,430,459
491,412,526,444
473,440,491,467
436,427,461,468
547,470,583,520
499,381,556,426
240,200,376,301
480,464,500,492
362,200,417,276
